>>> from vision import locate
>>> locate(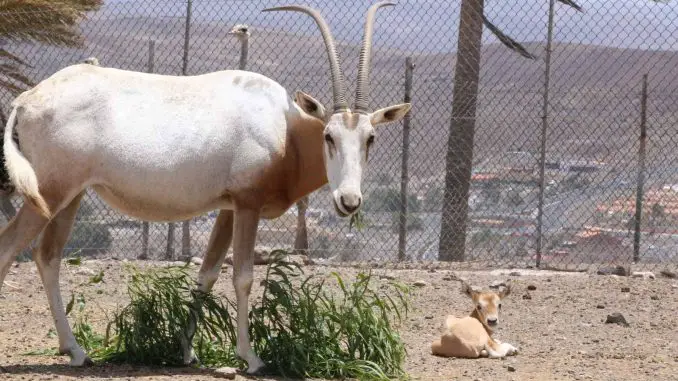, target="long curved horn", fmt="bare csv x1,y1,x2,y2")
263,5,349,113
354,1,396,114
